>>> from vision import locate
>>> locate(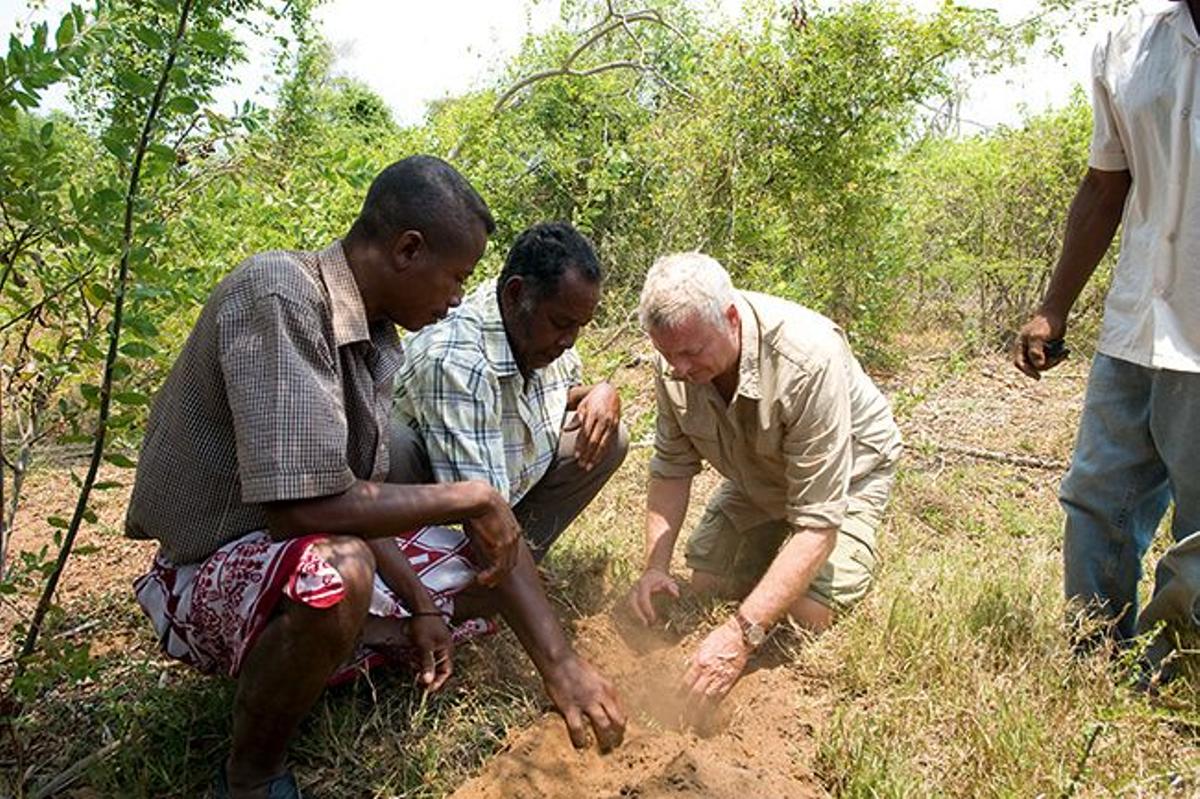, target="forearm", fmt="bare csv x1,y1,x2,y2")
493,542,574,671
1039,168,1131,320
265,479,492,541
368,538,438,613
644,475,692,571
738,526,837,626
